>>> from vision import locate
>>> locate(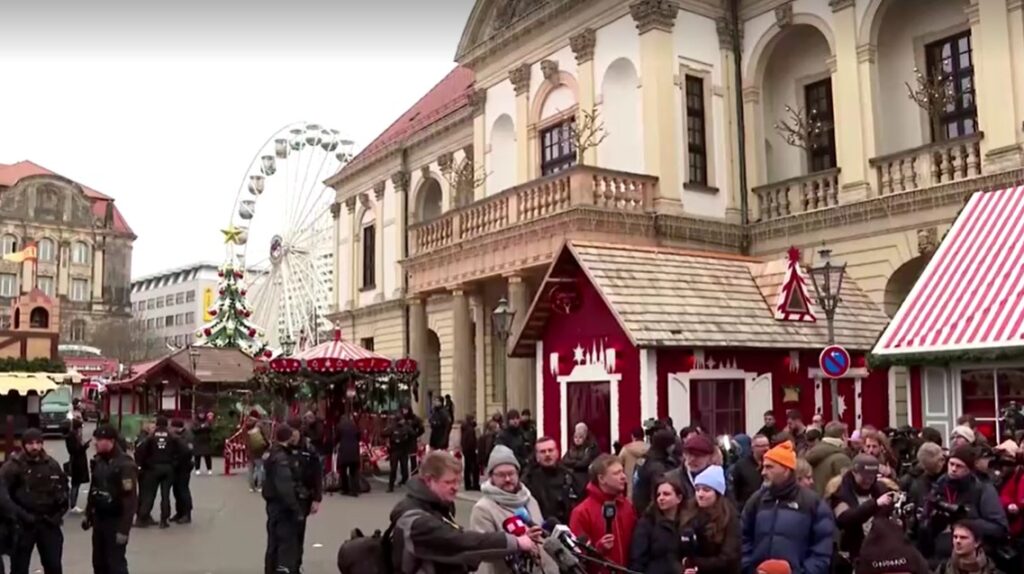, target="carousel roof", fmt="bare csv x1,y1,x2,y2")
293,330,390,361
